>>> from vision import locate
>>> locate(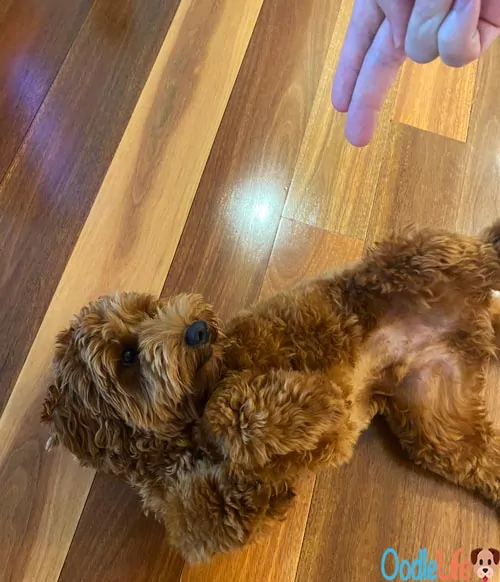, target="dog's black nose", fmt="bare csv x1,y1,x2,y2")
185,320,210,347
484,568,489,573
